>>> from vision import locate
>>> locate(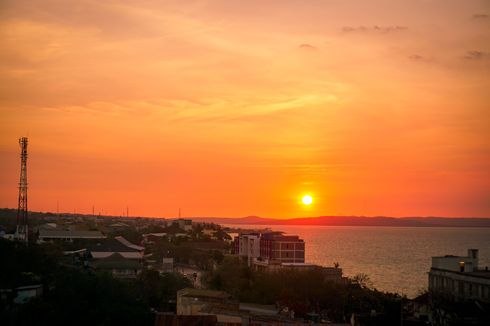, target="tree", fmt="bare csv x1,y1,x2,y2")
352,273,373,289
